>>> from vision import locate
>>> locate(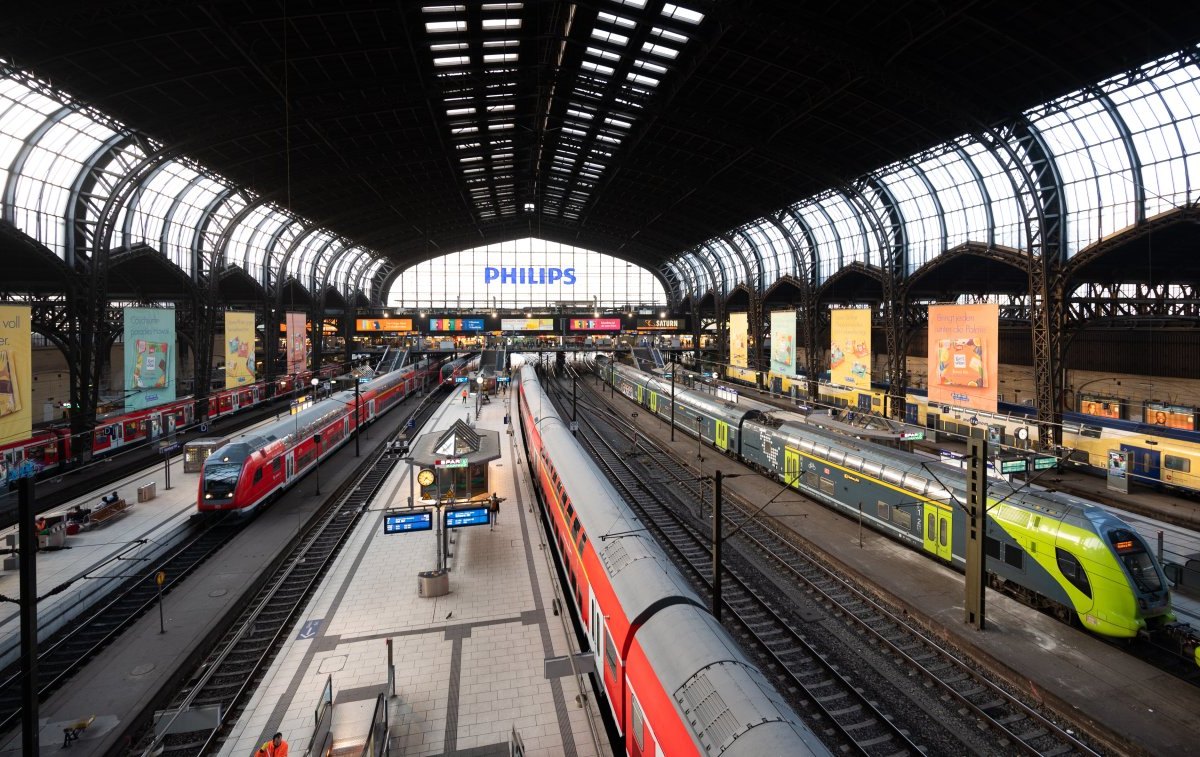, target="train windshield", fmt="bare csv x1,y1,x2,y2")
1109,529,1163,593
203,463,241,499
